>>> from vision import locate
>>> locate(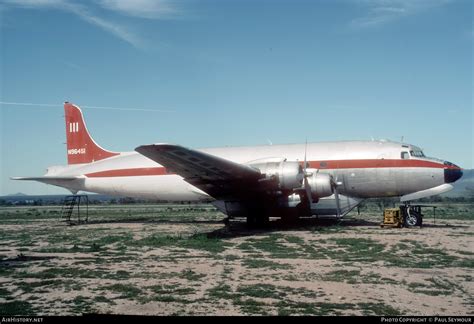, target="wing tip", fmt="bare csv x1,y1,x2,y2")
135,143,178,152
